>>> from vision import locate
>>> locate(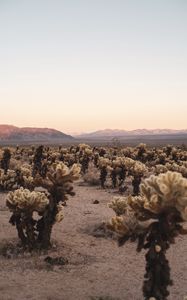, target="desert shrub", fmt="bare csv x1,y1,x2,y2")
83,163,100,186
